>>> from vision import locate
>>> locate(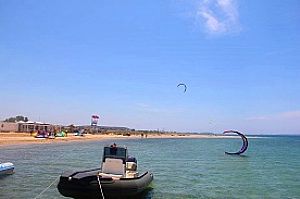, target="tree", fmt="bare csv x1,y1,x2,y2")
3,115,29,122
